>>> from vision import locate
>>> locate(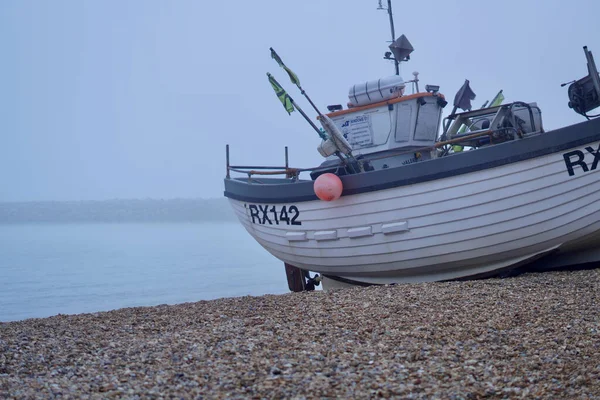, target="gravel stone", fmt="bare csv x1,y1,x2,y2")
1,269,599,398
